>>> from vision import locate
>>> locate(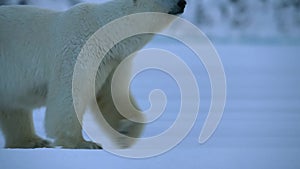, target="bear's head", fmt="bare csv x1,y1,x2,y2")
132,0,187,15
